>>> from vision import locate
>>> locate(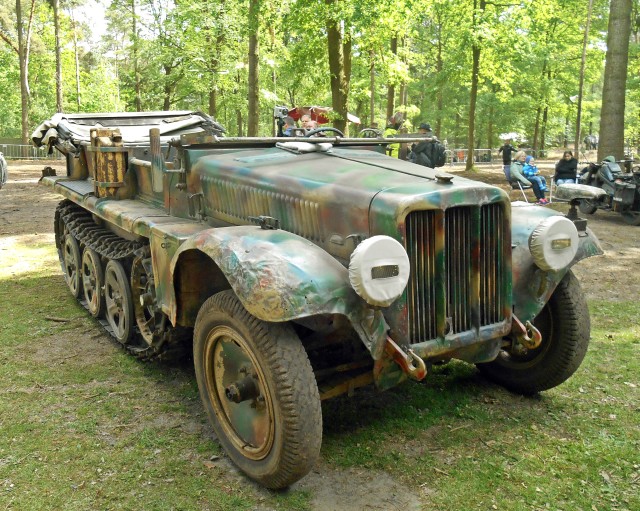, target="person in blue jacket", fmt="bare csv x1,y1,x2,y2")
523,155,548,192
